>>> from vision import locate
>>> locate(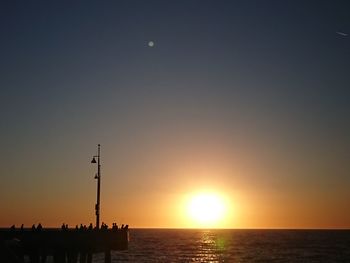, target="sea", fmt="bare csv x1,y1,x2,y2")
27,229,350,262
